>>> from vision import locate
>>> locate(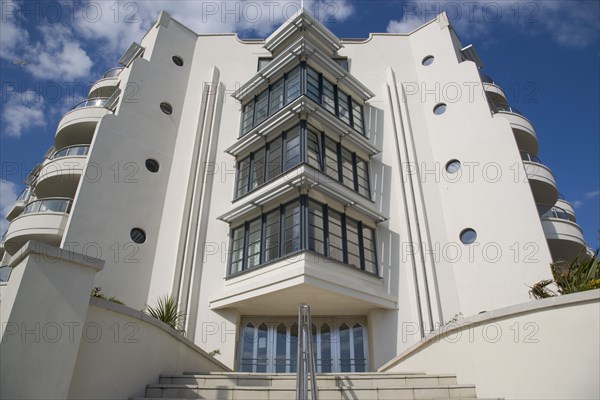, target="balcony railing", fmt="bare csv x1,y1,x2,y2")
538,205,570,221
102,67,123,79
480,73,495,84
72,97,110,110
489,101,523,116
22,198,72,216
16,186,33,202
521,151,542,164
51,145,90,160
